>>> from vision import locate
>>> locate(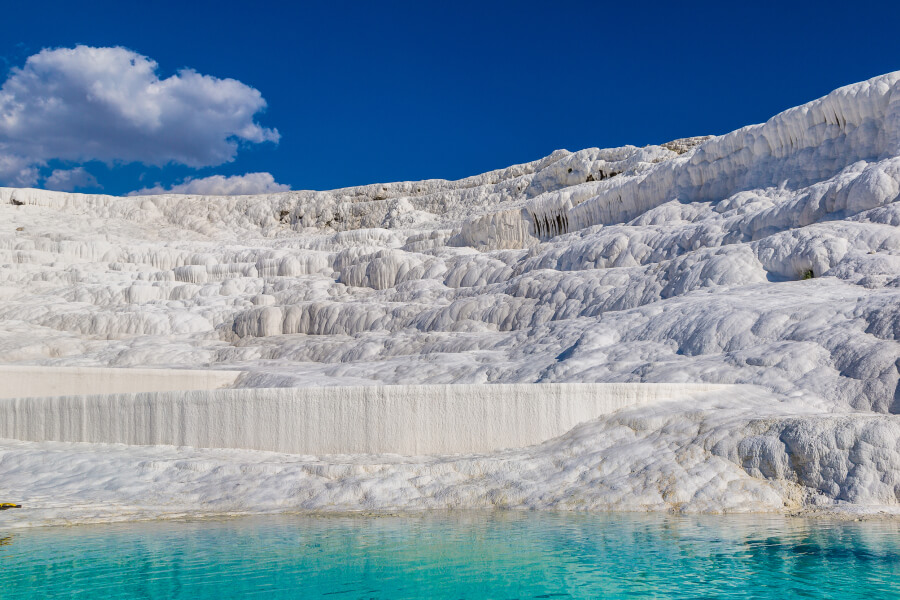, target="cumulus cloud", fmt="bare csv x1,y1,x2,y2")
129,172,290,196
0,45,279,187
0,154,37,187
44,167,101,192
